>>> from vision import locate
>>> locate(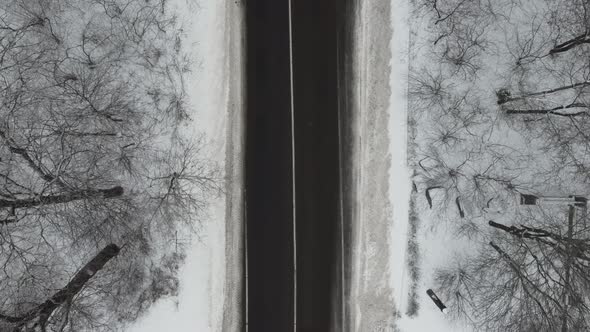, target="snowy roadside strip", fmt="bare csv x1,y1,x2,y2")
349,0,405,330
220,1,246,331
388,0,412,315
